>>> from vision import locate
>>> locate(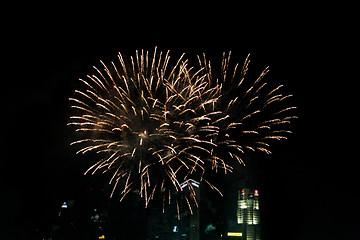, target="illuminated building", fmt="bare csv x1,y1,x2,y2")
236,188,261,240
